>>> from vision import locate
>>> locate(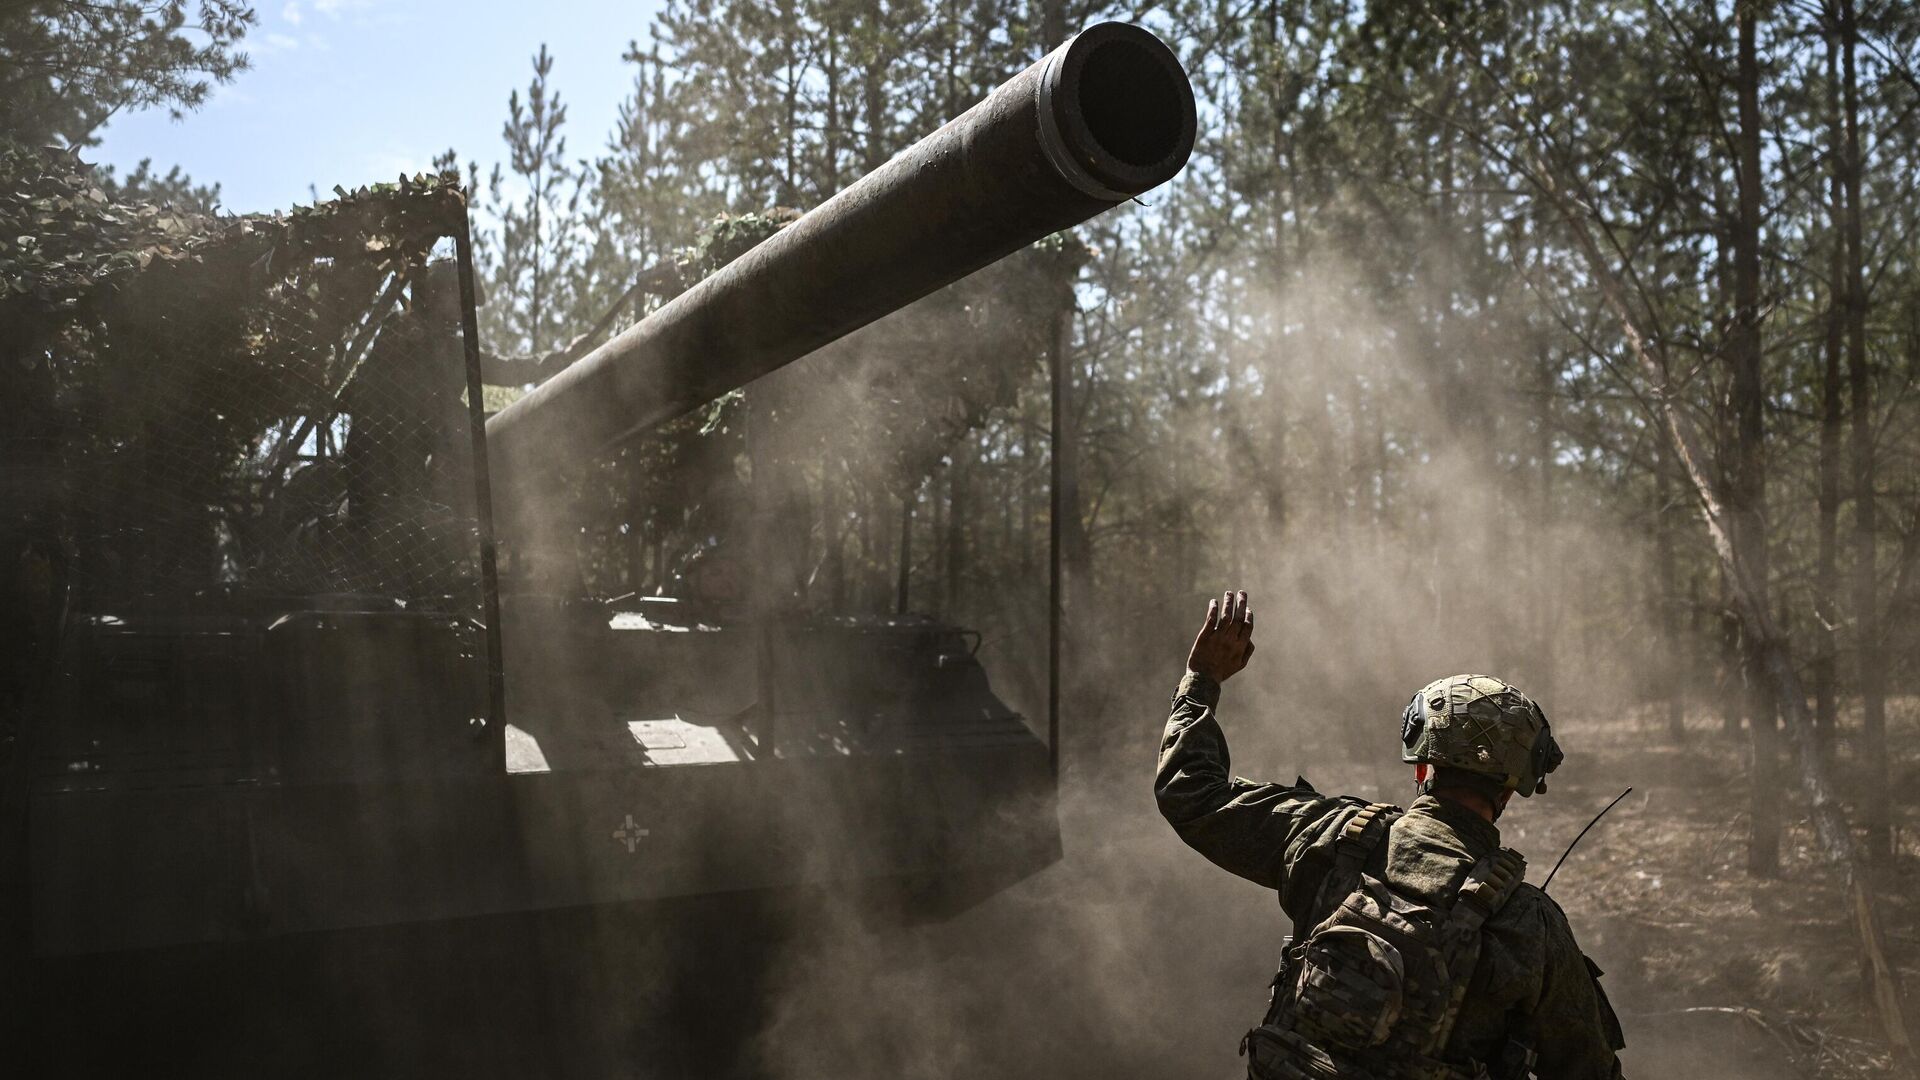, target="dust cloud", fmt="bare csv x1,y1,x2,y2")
684,252,1740,1080
12,194,1834,1080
